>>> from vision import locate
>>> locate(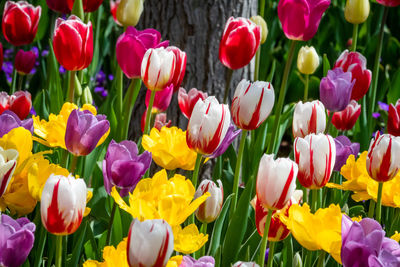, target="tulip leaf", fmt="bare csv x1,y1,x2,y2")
34,0,49,42
33,223,47,267
215,246,222,267
33,90,49,119
237,229,261,261
69,219,88,267
323,54,330,77
47,41,63,114
387,69,400,104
